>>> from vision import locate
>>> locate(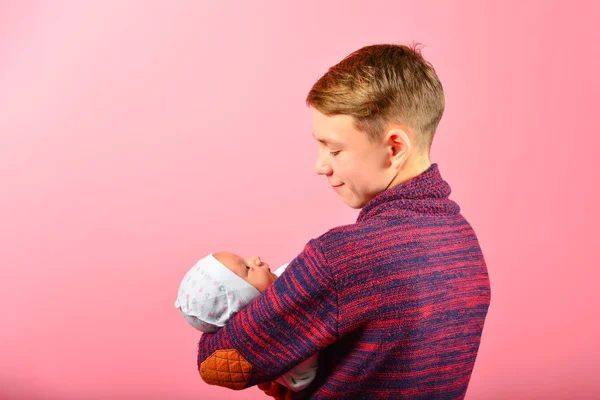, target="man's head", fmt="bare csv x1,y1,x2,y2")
306,44,444,208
